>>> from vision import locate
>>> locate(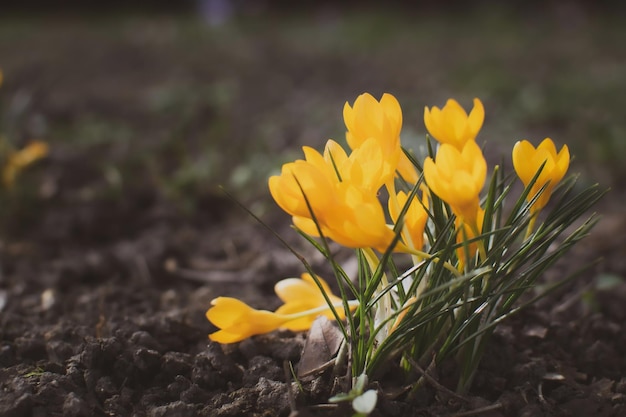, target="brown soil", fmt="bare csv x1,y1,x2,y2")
1,7,626,417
